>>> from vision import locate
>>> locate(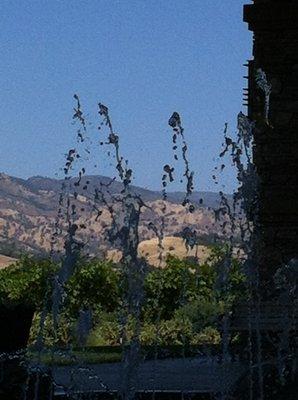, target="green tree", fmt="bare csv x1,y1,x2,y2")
65,259,120,316
143,255,200,320
0,256,57,308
